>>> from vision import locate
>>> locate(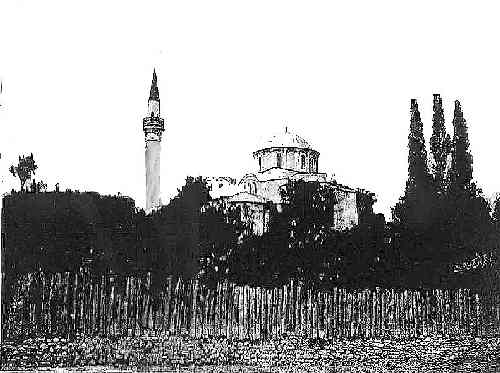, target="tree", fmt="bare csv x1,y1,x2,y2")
407,99,432,192
199,203,245,286
440,102,493,263
230,180,339,286
391,99,448,286
390,98,495,287
228,180,386,288
143,176,245,283
228,204,290,286
429,94,451,193
144,177,210,278
393,99,435,230
493,194,500,223
1,190,138,277
9,153,38,191
279,180,339,284
29,179,47,193
447,100,473,194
